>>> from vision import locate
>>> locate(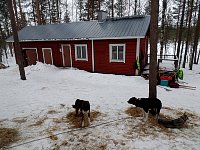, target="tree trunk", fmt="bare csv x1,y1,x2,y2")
32,0,36,25
91,0,94,20
111,0,114,17
87,0,90,20
182,0,194,68
18,0,26,29
12,0,19,30
176,0,186,61
56,0,60,23
197,50,200,64
160,0,167,62
8,0,26,80
98,0,101,11
128,0,130,16
149,0,159,98
35,0,42,25
9,43,13,57
134,0,137,15
190,2,200,68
